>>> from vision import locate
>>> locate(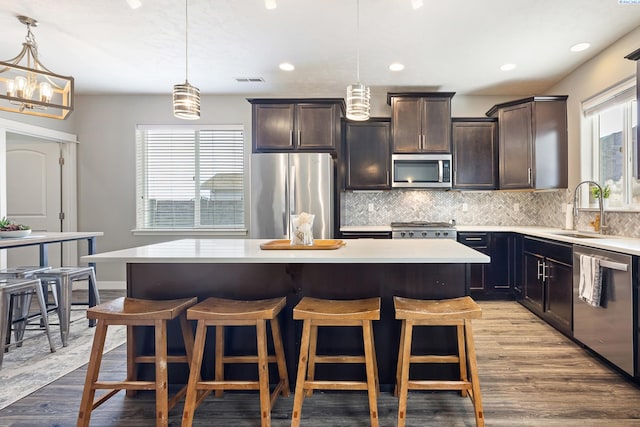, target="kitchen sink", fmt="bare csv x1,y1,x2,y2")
548,231,603,239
